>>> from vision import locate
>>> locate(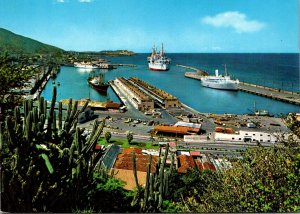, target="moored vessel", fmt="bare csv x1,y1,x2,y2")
74,62,99,69
147,43,171,71
88,73,109,93
201,65,239,91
